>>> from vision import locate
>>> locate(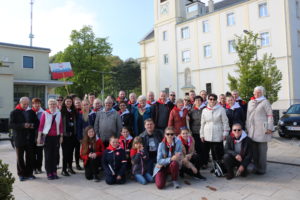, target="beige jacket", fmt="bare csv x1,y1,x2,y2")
200,105,230,142
246,98,274,142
